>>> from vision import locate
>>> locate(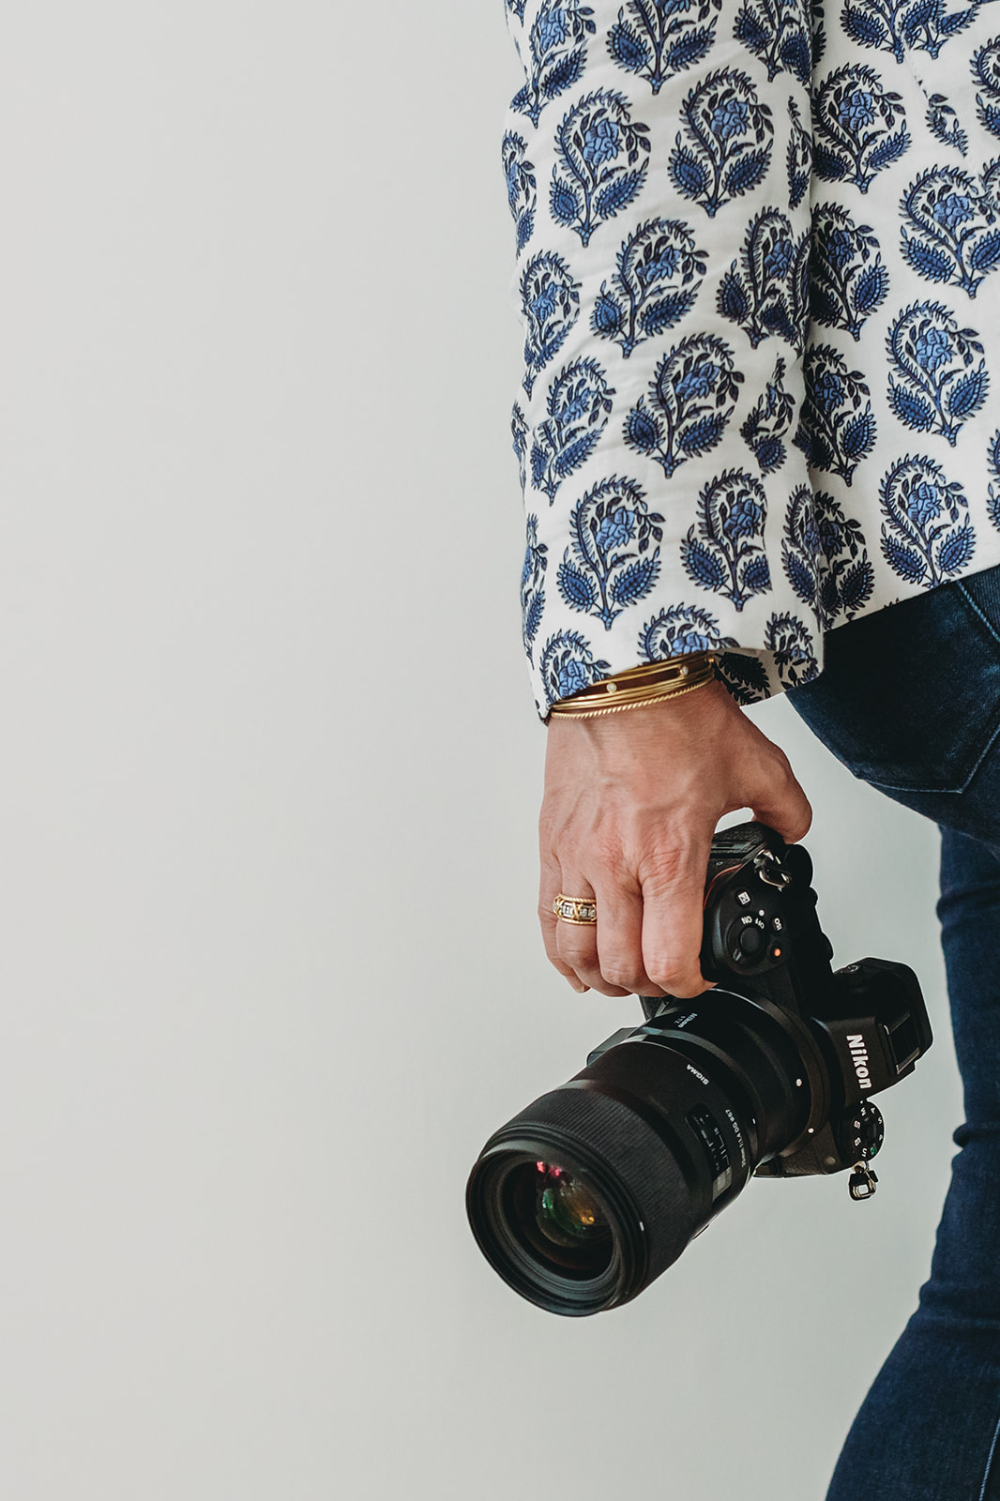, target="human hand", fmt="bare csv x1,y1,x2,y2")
539,678,812,999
